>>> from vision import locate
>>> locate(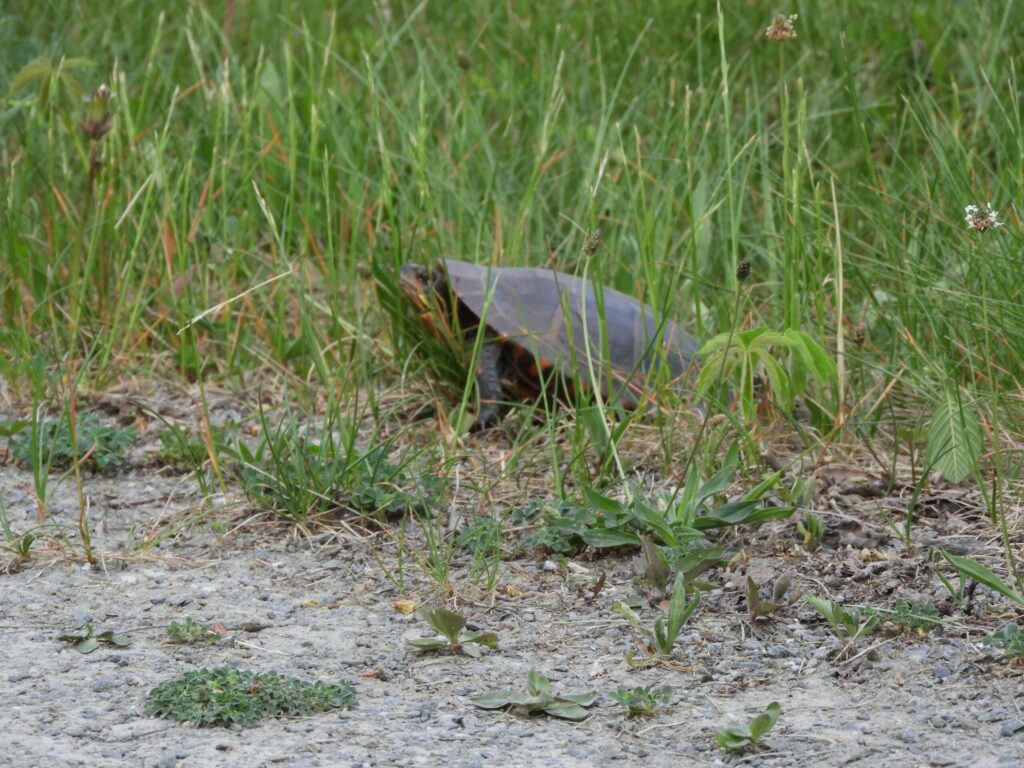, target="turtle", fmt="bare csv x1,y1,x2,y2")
398,258,700,431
